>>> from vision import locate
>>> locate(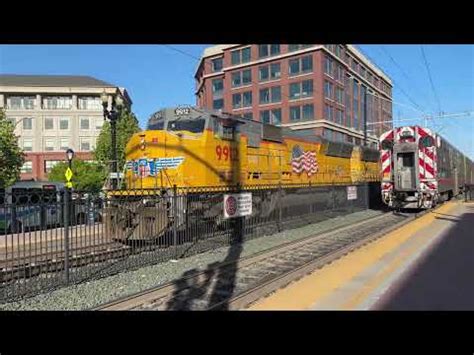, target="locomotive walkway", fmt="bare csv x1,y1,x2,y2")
249,199,474,310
